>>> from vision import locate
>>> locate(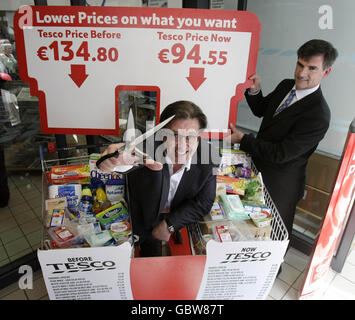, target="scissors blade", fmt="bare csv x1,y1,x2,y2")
124,109,136,147
129,114,175,147
126,109,135,131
